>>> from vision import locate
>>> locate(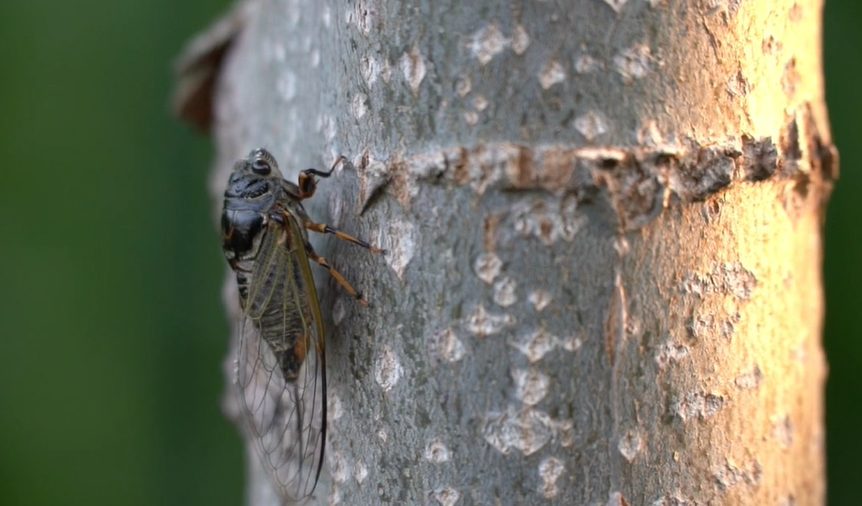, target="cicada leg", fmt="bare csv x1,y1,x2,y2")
296,156,346,200
305,249,370,307
304,221,387,254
